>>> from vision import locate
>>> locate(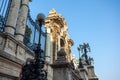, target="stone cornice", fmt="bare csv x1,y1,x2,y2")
0,50,24,65
68,39,74,46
